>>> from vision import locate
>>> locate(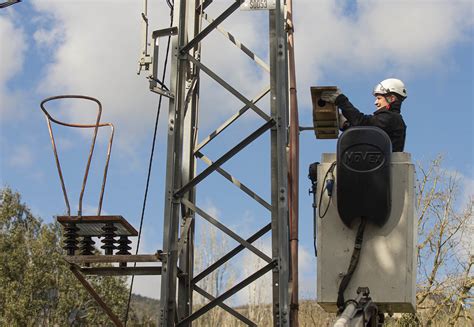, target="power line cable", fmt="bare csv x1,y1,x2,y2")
124,5,174,325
